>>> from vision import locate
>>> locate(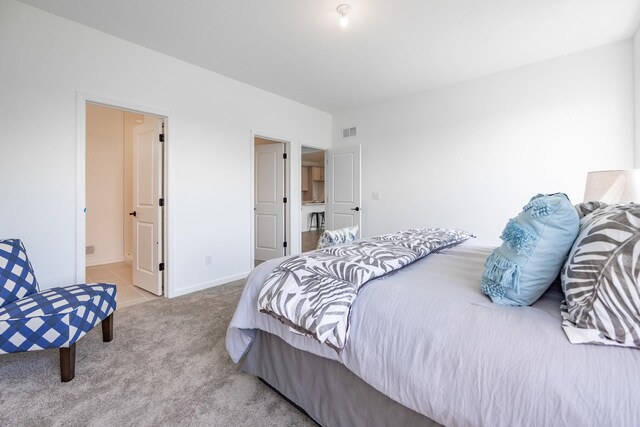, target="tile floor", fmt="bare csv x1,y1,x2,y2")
86,261,161,308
